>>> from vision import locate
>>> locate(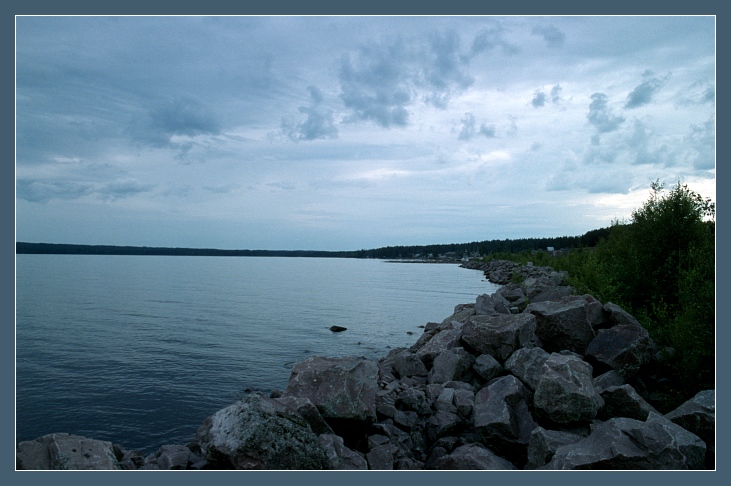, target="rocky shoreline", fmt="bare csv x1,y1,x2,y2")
16,260,715,470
